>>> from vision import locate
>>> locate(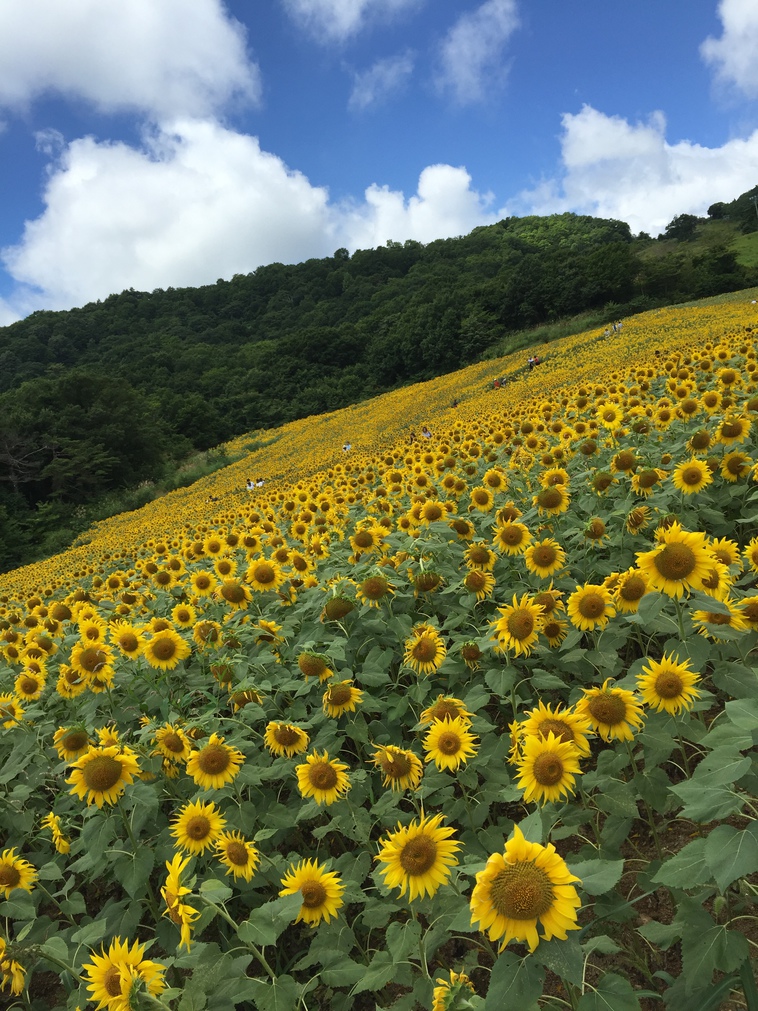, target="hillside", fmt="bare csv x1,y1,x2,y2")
0,292,757,1010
